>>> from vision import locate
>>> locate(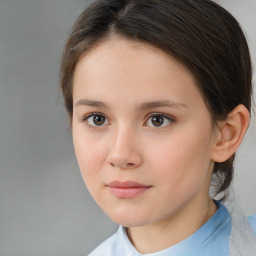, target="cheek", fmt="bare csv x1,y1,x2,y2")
72,129,107,183
148,130,213,188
